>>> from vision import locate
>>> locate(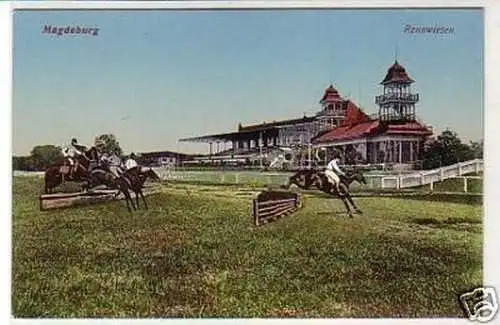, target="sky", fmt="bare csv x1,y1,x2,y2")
12,8,483,156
